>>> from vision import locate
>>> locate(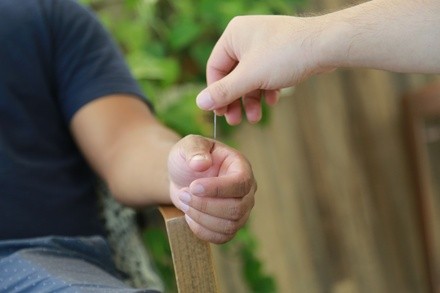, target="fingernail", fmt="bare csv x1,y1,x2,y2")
179,191,191,204
191,154,207,161
191,184,205,195
247,107,262,124
196,90,214,110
